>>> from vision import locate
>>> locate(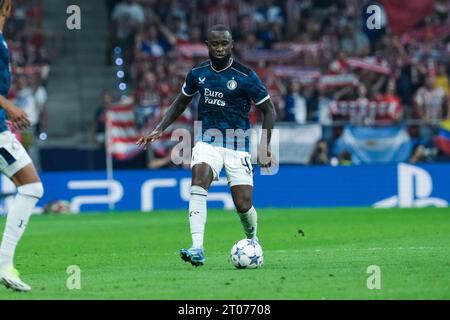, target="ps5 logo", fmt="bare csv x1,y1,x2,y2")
374,163,448,208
